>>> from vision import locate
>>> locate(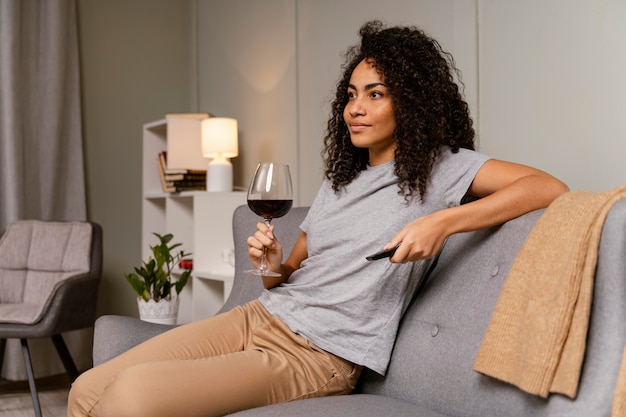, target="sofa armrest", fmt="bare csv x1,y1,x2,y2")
93,315,173,365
